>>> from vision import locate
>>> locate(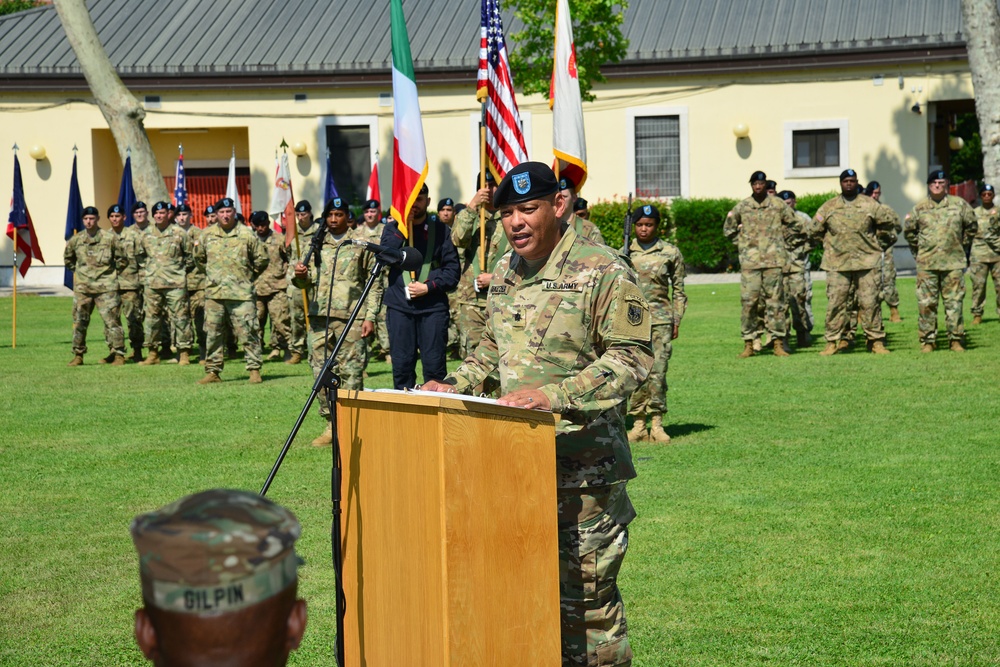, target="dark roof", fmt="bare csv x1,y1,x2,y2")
0,0,973,83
